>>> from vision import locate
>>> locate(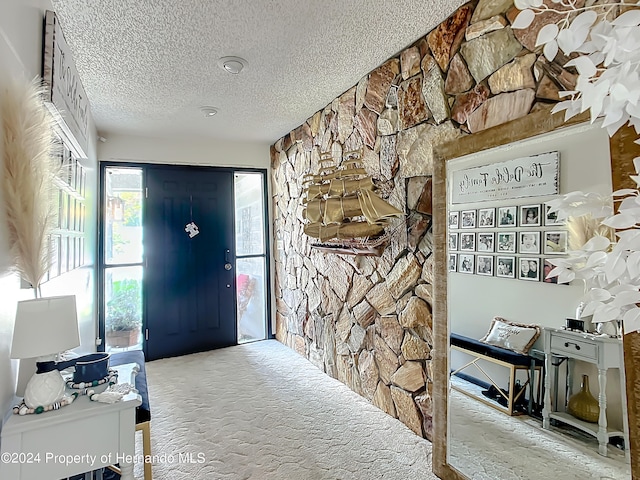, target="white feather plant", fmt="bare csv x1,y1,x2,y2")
546,164,640,334
1,78,59,293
